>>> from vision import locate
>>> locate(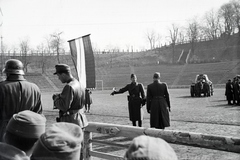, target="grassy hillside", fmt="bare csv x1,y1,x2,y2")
1,35,239,91
95,60,240,89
